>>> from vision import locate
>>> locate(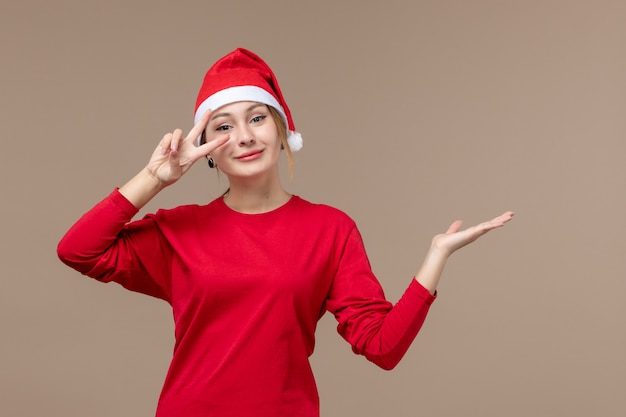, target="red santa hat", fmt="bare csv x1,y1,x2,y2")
194,48,303,151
